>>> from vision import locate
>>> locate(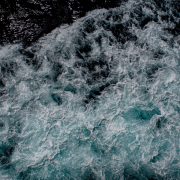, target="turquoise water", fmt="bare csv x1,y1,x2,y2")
0,0,179,179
